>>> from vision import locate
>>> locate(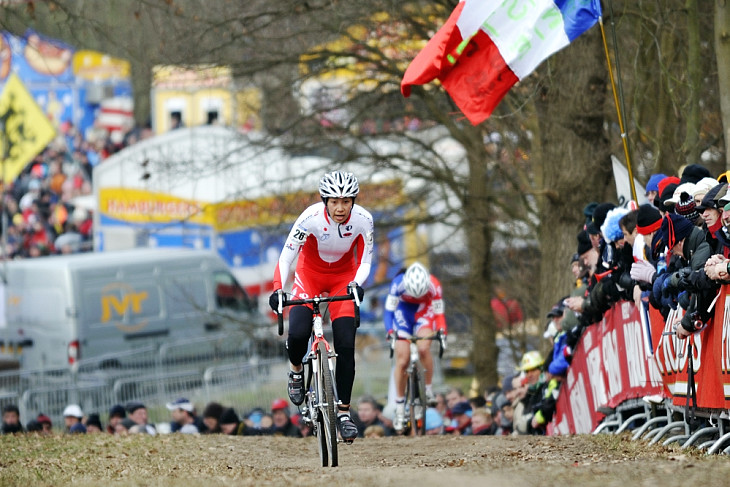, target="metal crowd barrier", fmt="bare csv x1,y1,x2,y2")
593,396,730,455
0,330,400,431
